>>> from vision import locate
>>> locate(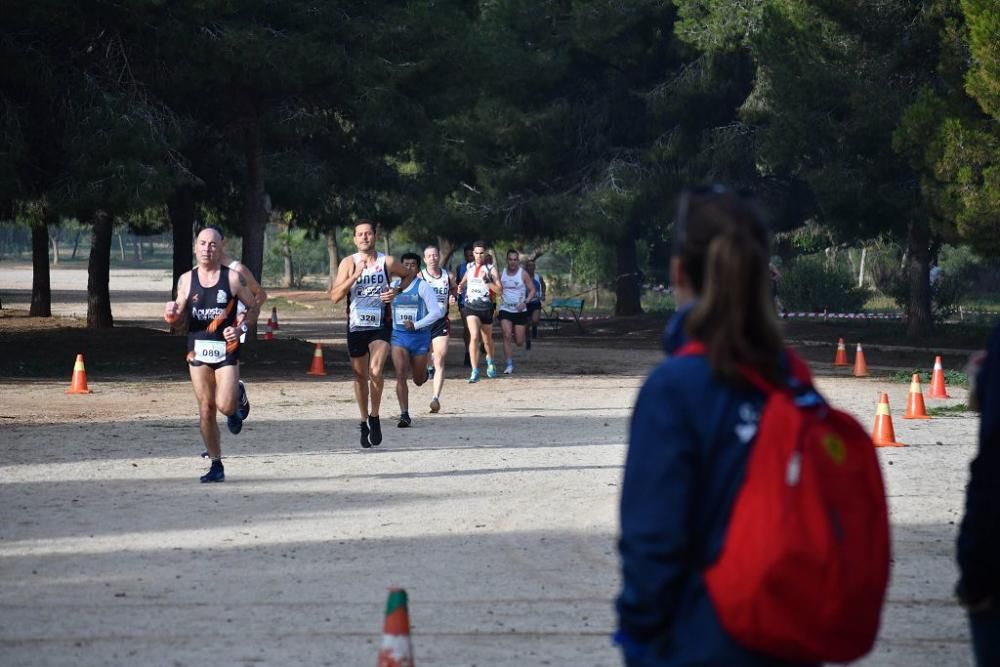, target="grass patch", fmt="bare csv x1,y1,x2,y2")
889,368,968,387
926,403,970,417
